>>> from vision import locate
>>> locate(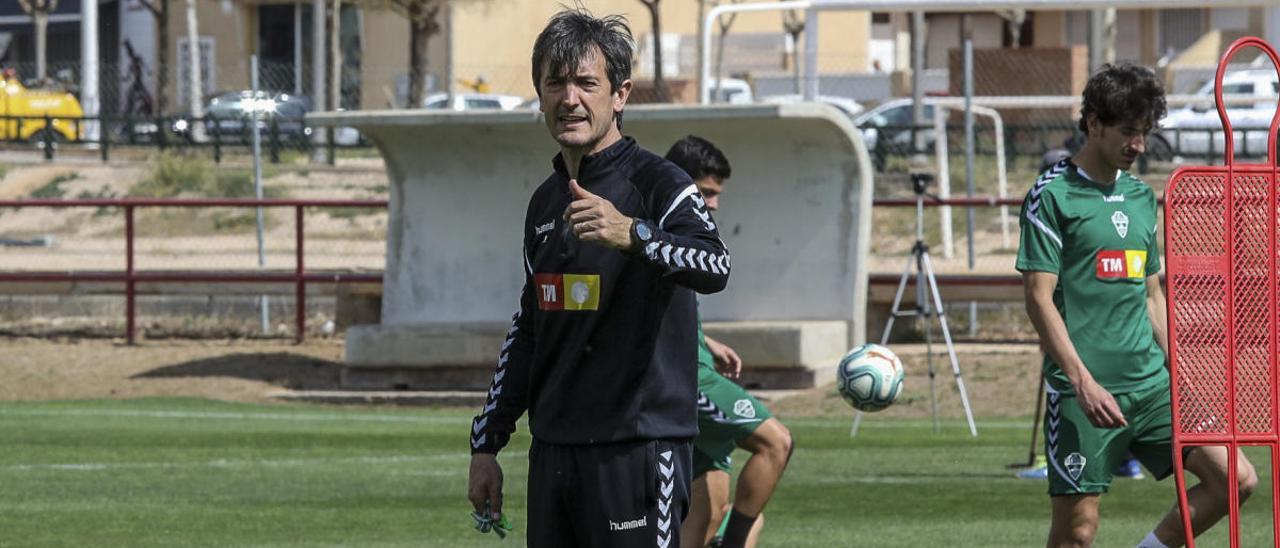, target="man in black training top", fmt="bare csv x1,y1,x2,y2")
467,9,731,548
